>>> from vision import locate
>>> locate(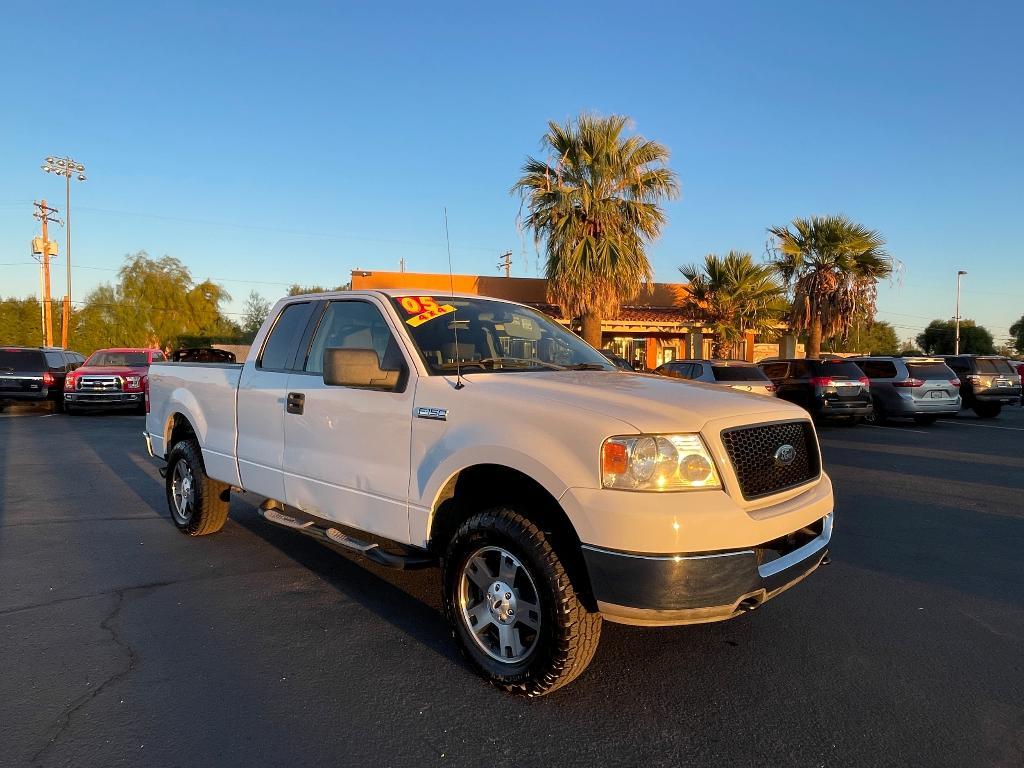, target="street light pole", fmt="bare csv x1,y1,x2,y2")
42,156,86,348
955,270,967,355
